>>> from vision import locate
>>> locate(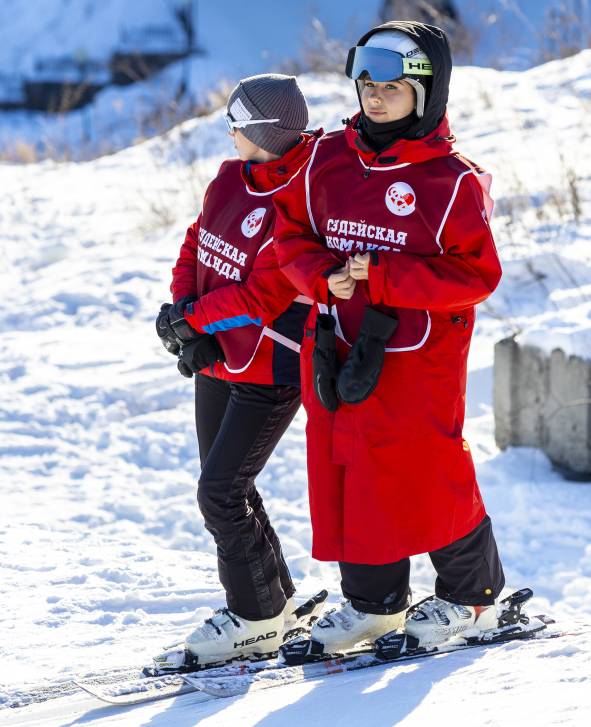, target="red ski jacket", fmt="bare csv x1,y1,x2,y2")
171,131,321,385
273,114,502,564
